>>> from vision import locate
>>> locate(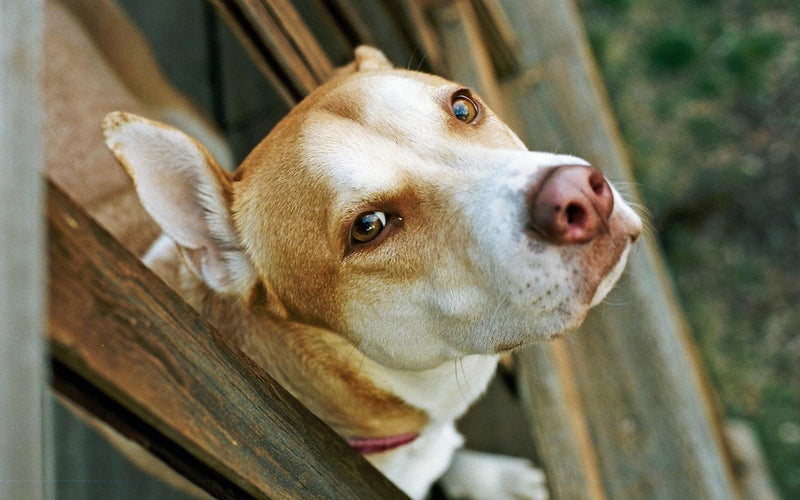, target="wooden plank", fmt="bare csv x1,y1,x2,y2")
405,0,518,85
0,1,47,498
516,344,606,499
210,0,334,102
406,0,447,75
47,180,405,499
334,0,427,73
469,0,519,77
289,0,354,67
210,0,300,105
216,16,292,160
427,0,506,117
494,1,740,498
52,363,231,499
260,0,334,80
50,395,199,500
319,0,375,48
